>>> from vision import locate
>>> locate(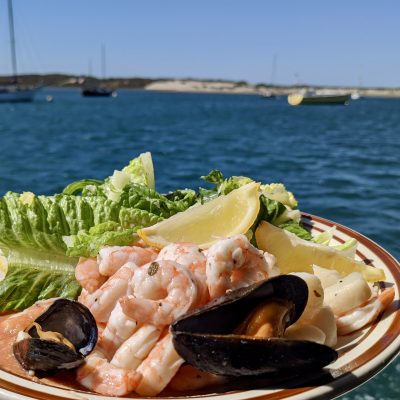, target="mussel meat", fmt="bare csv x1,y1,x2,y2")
171,275,338,376
13,299,97,372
